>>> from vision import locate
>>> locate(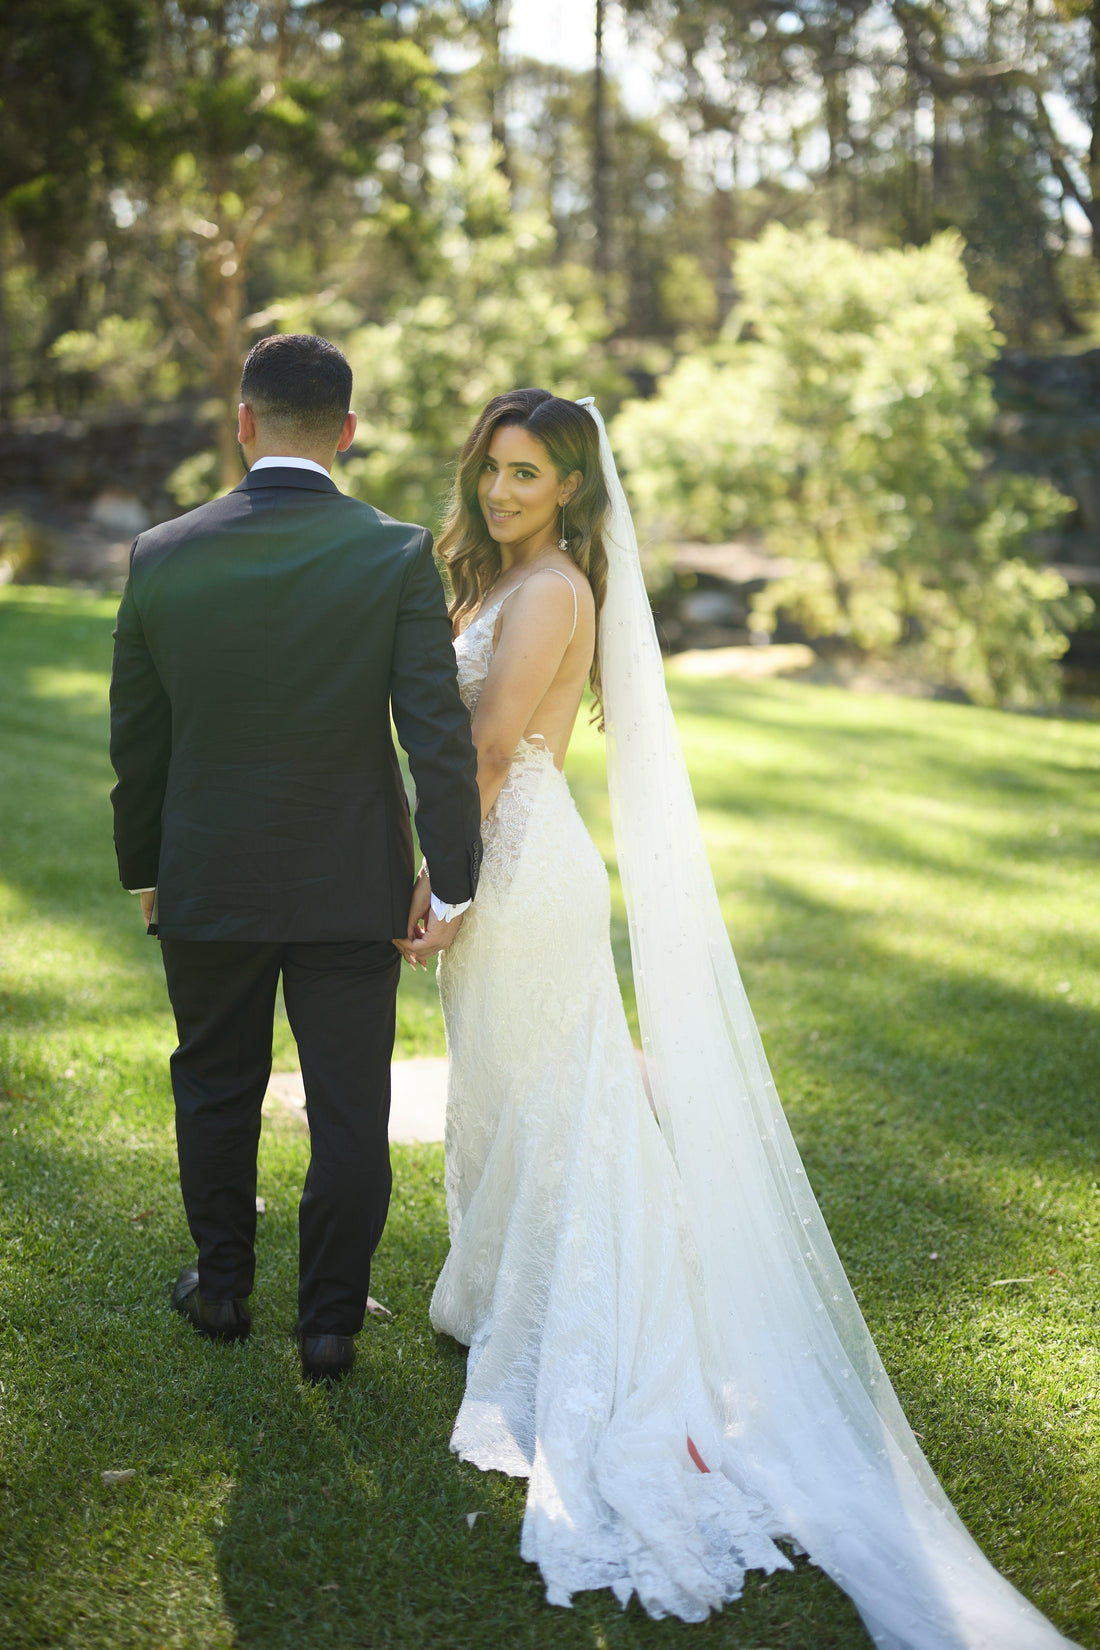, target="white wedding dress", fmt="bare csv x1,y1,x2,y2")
429,409,1078,1648
432,587,790,1616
